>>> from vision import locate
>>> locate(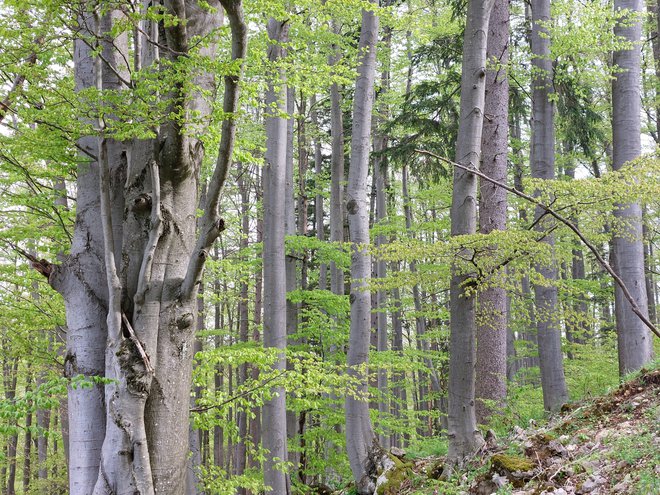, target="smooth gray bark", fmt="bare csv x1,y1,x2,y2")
446,0,493,464
47,2,247,493
374,19,392,449
312,96,327,289
475,0,509,425
234,165,250,494
330,27,345,298
262,18,292,495
611,0,653,374
345,4,380,494
530,0,568,411
53,12,108,493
